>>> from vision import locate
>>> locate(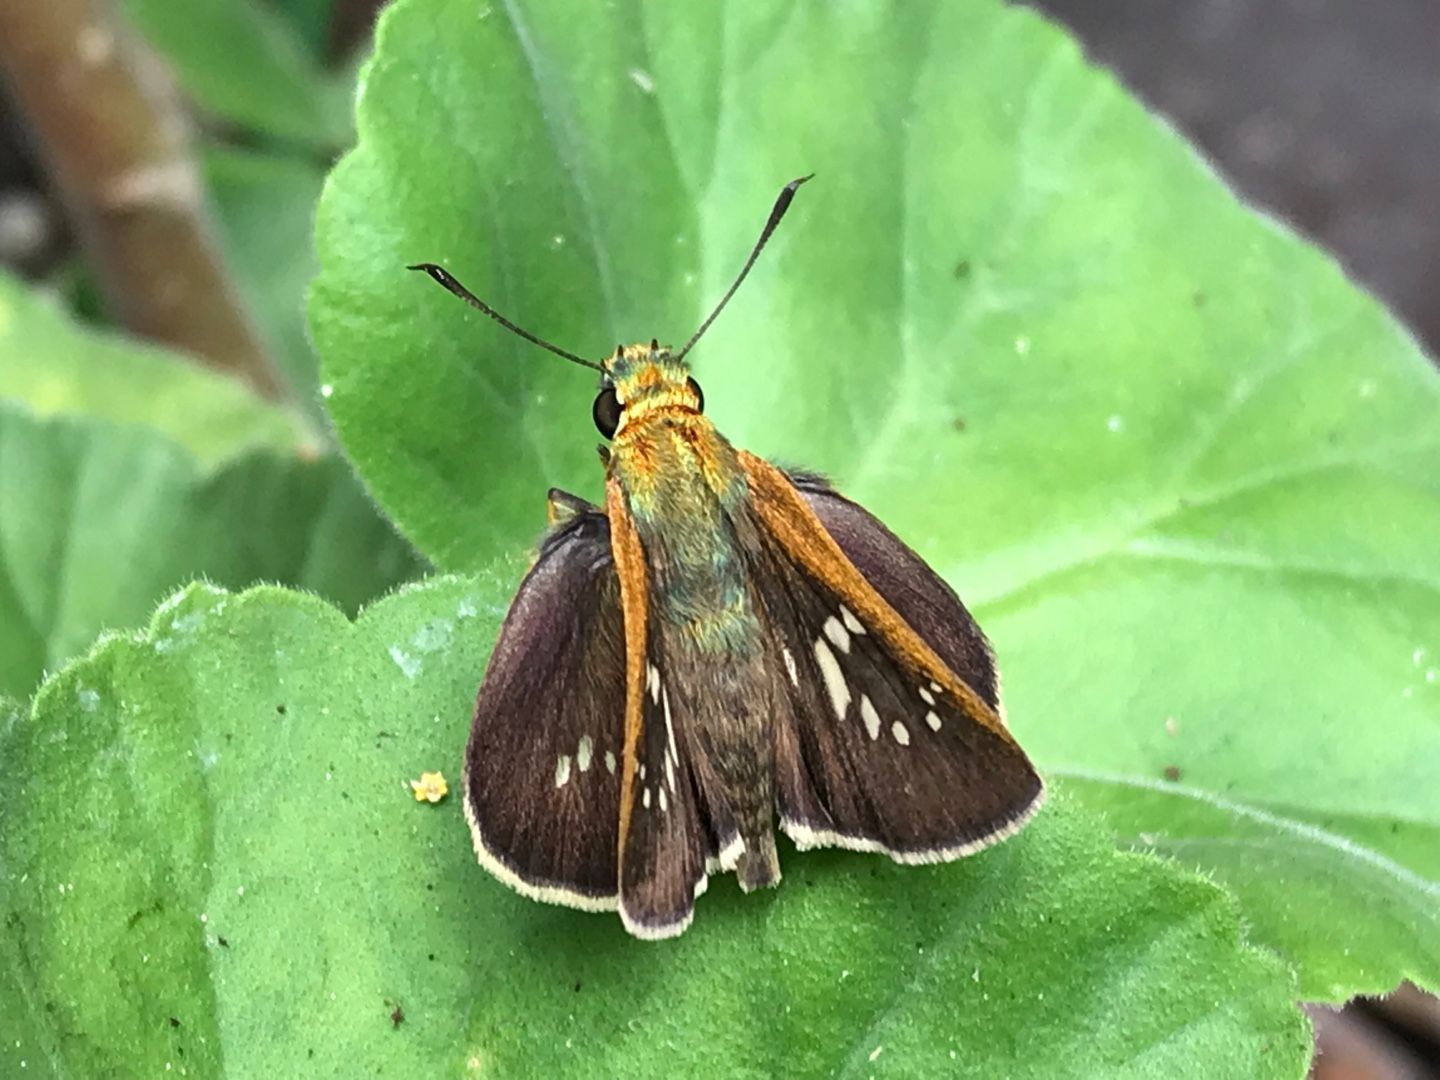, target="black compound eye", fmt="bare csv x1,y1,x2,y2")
592,387,622,439
686,377,704,413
